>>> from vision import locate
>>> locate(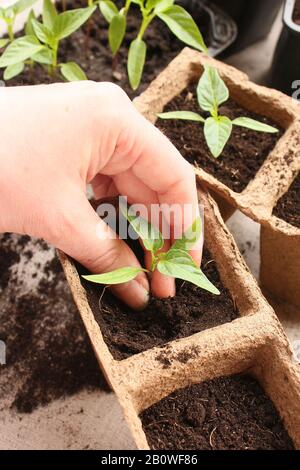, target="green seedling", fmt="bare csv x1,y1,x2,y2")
0,0,95,81
0,0,38,44
82,202,220,296
98,0,207,90
158,64,279,158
